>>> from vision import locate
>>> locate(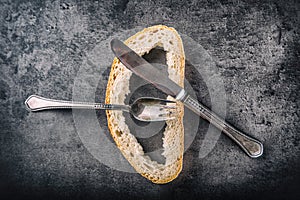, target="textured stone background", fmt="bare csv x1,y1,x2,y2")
0,0,299,199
